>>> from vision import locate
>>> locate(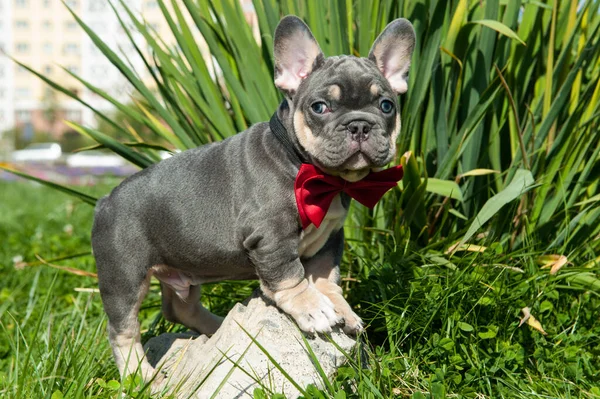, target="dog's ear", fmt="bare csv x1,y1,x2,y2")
368,19,416,94
273,15,324,95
